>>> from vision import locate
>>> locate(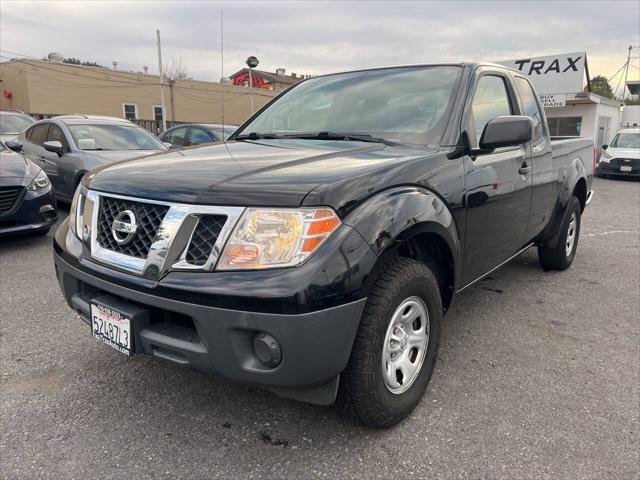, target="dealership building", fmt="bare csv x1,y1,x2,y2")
500,52,640,155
